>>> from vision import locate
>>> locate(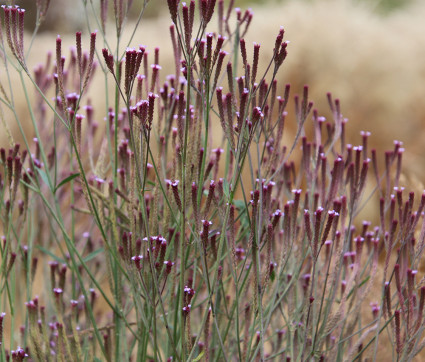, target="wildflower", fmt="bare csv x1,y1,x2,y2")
182,304,191,316
131,255,143,271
